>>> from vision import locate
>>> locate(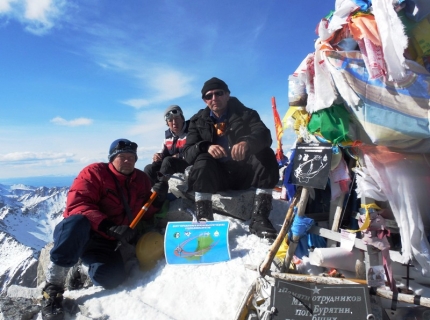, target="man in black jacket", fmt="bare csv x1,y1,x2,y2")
183,77,279,239
144,105,190,185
